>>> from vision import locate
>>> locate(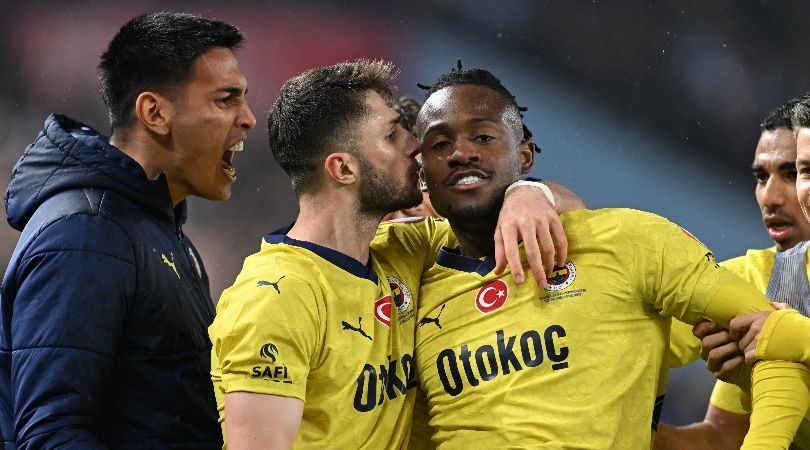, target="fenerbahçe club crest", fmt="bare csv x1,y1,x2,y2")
544,261,576,291
374,276,413,327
